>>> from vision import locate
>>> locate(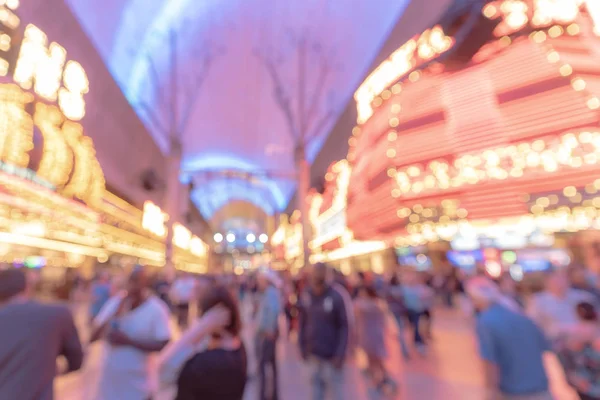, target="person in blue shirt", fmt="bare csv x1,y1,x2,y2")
466,276,553,400
89,271,112,324
255,268,282,400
